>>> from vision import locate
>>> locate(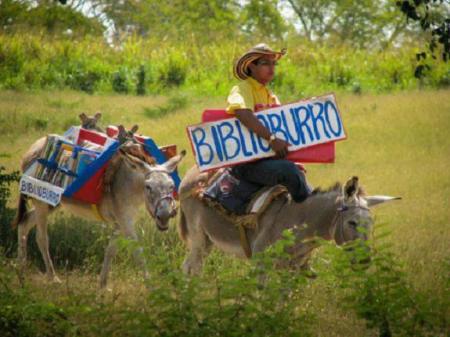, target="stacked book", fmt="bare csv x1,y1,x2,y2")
32,135,103,189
